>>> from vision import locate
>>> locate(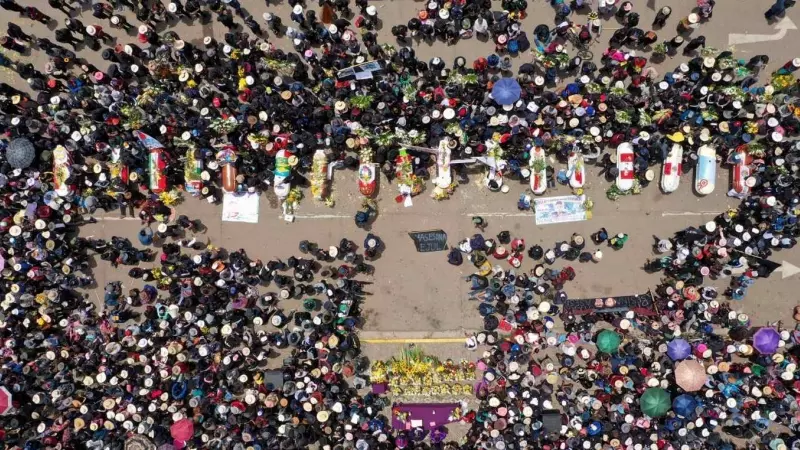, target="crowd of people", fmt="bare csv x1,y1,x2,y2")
1,0,800,448
456,220,800,449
